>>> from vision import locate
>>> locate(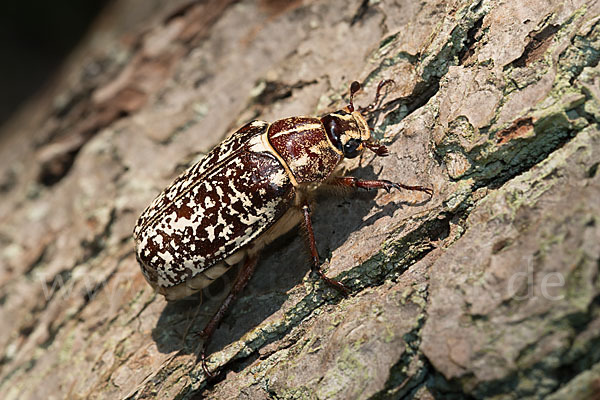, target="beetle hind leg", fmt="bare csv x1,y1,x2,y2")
301,203,350,295
199,254,260,379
